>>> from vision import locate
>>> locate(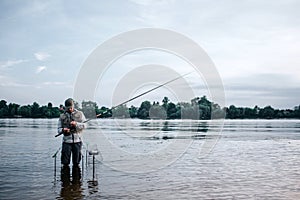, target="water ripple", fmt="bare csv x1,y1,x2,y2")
0,119,300,199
